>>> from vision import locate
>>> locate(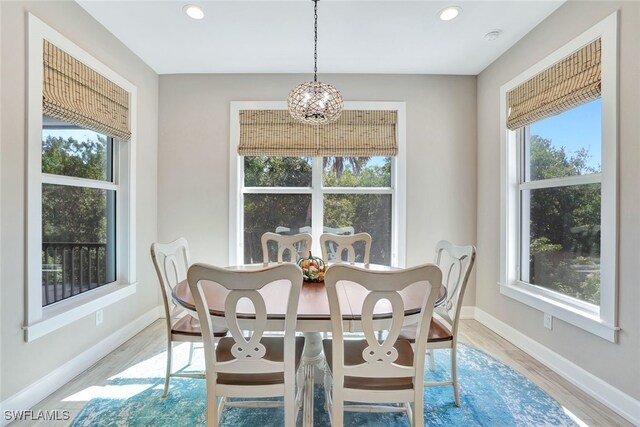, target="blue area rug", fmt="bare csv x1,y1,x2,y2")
70,343,578,426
